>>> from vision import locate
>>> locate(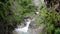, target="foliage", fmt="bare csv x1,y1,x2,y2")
0,0,60,34
11,0,35,23
39,2,60,34
55,28,60,34
0,0,35,34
